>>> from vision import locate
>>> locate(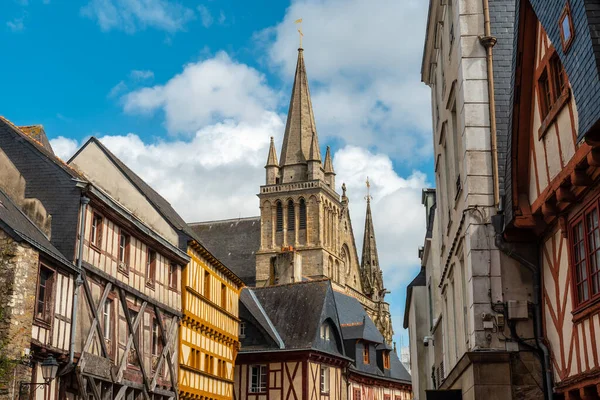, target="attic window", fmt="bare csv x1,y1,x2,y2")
383,351,391,369
362,344,370,364
239,322,246,338
320,323,331,341
559,2,574,52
